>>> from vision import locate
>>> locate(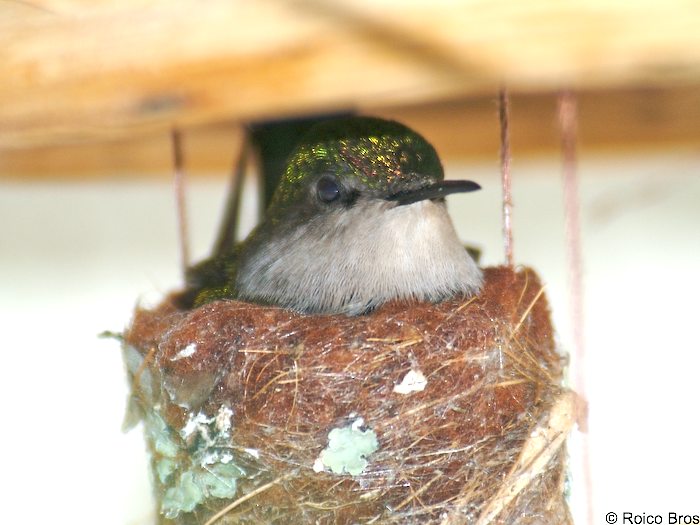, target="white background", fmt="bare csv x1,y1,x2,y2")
1,148,698,524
